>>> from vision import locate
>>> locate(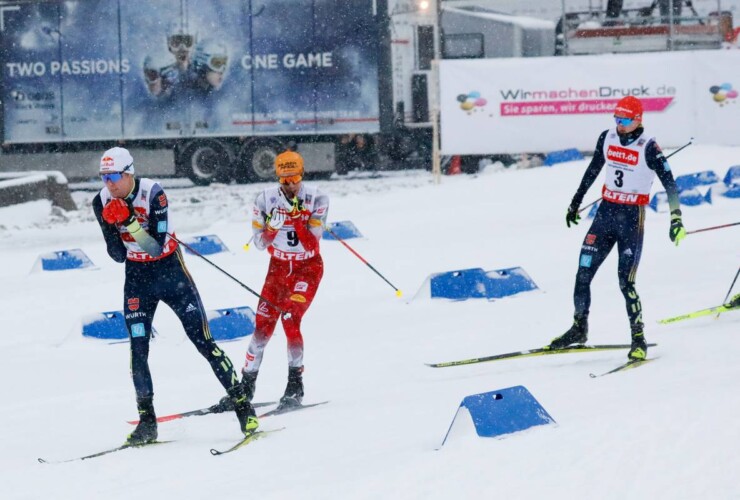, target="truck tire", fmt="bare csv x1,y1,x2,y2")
460,155,480,174
235,139,284,183
179,139,233,186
